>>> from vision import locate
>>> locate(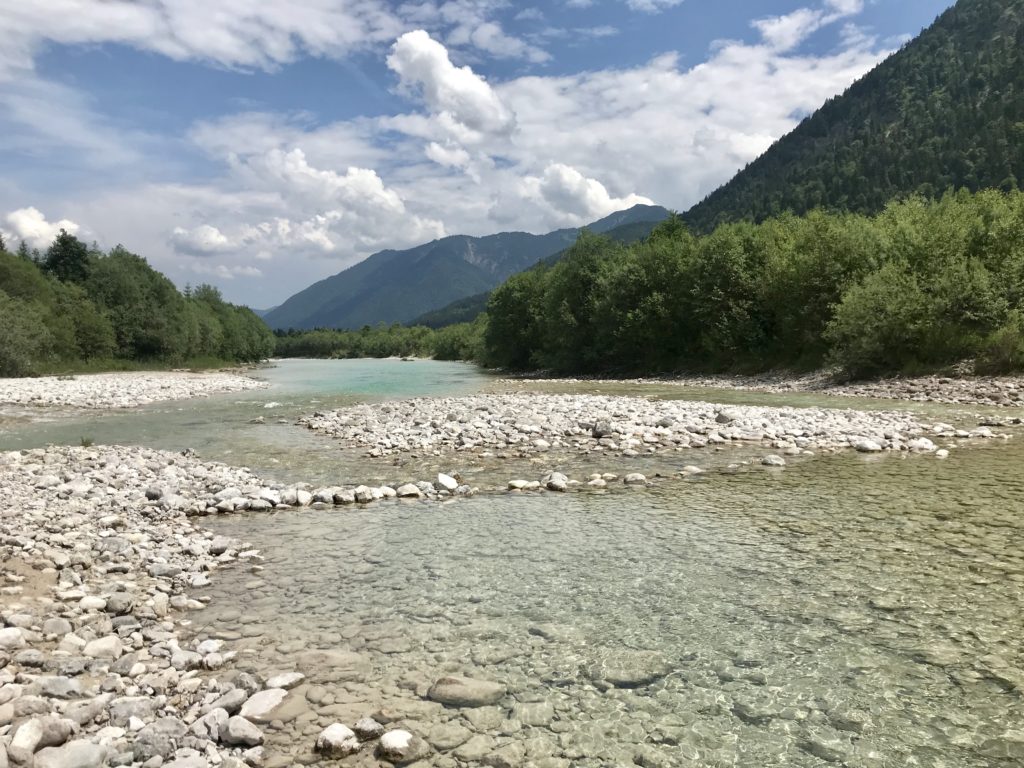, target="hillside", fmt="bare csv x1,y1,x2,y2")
264,204,669,330
411,216,670,328
683,0,1024,231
